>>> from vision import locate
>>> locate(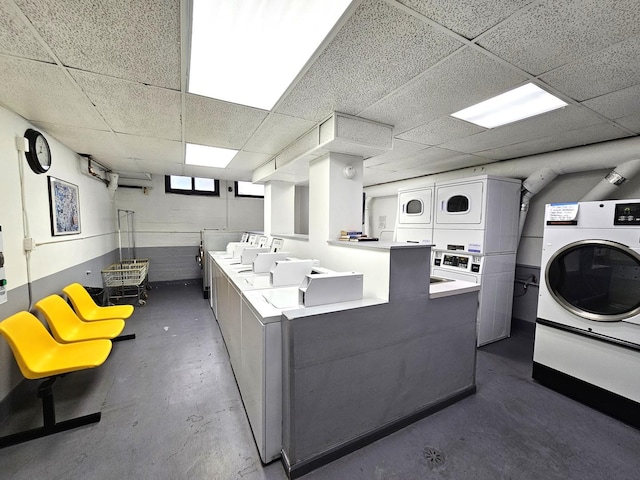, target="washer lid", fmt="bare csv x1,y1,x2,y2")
546,239,640,322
